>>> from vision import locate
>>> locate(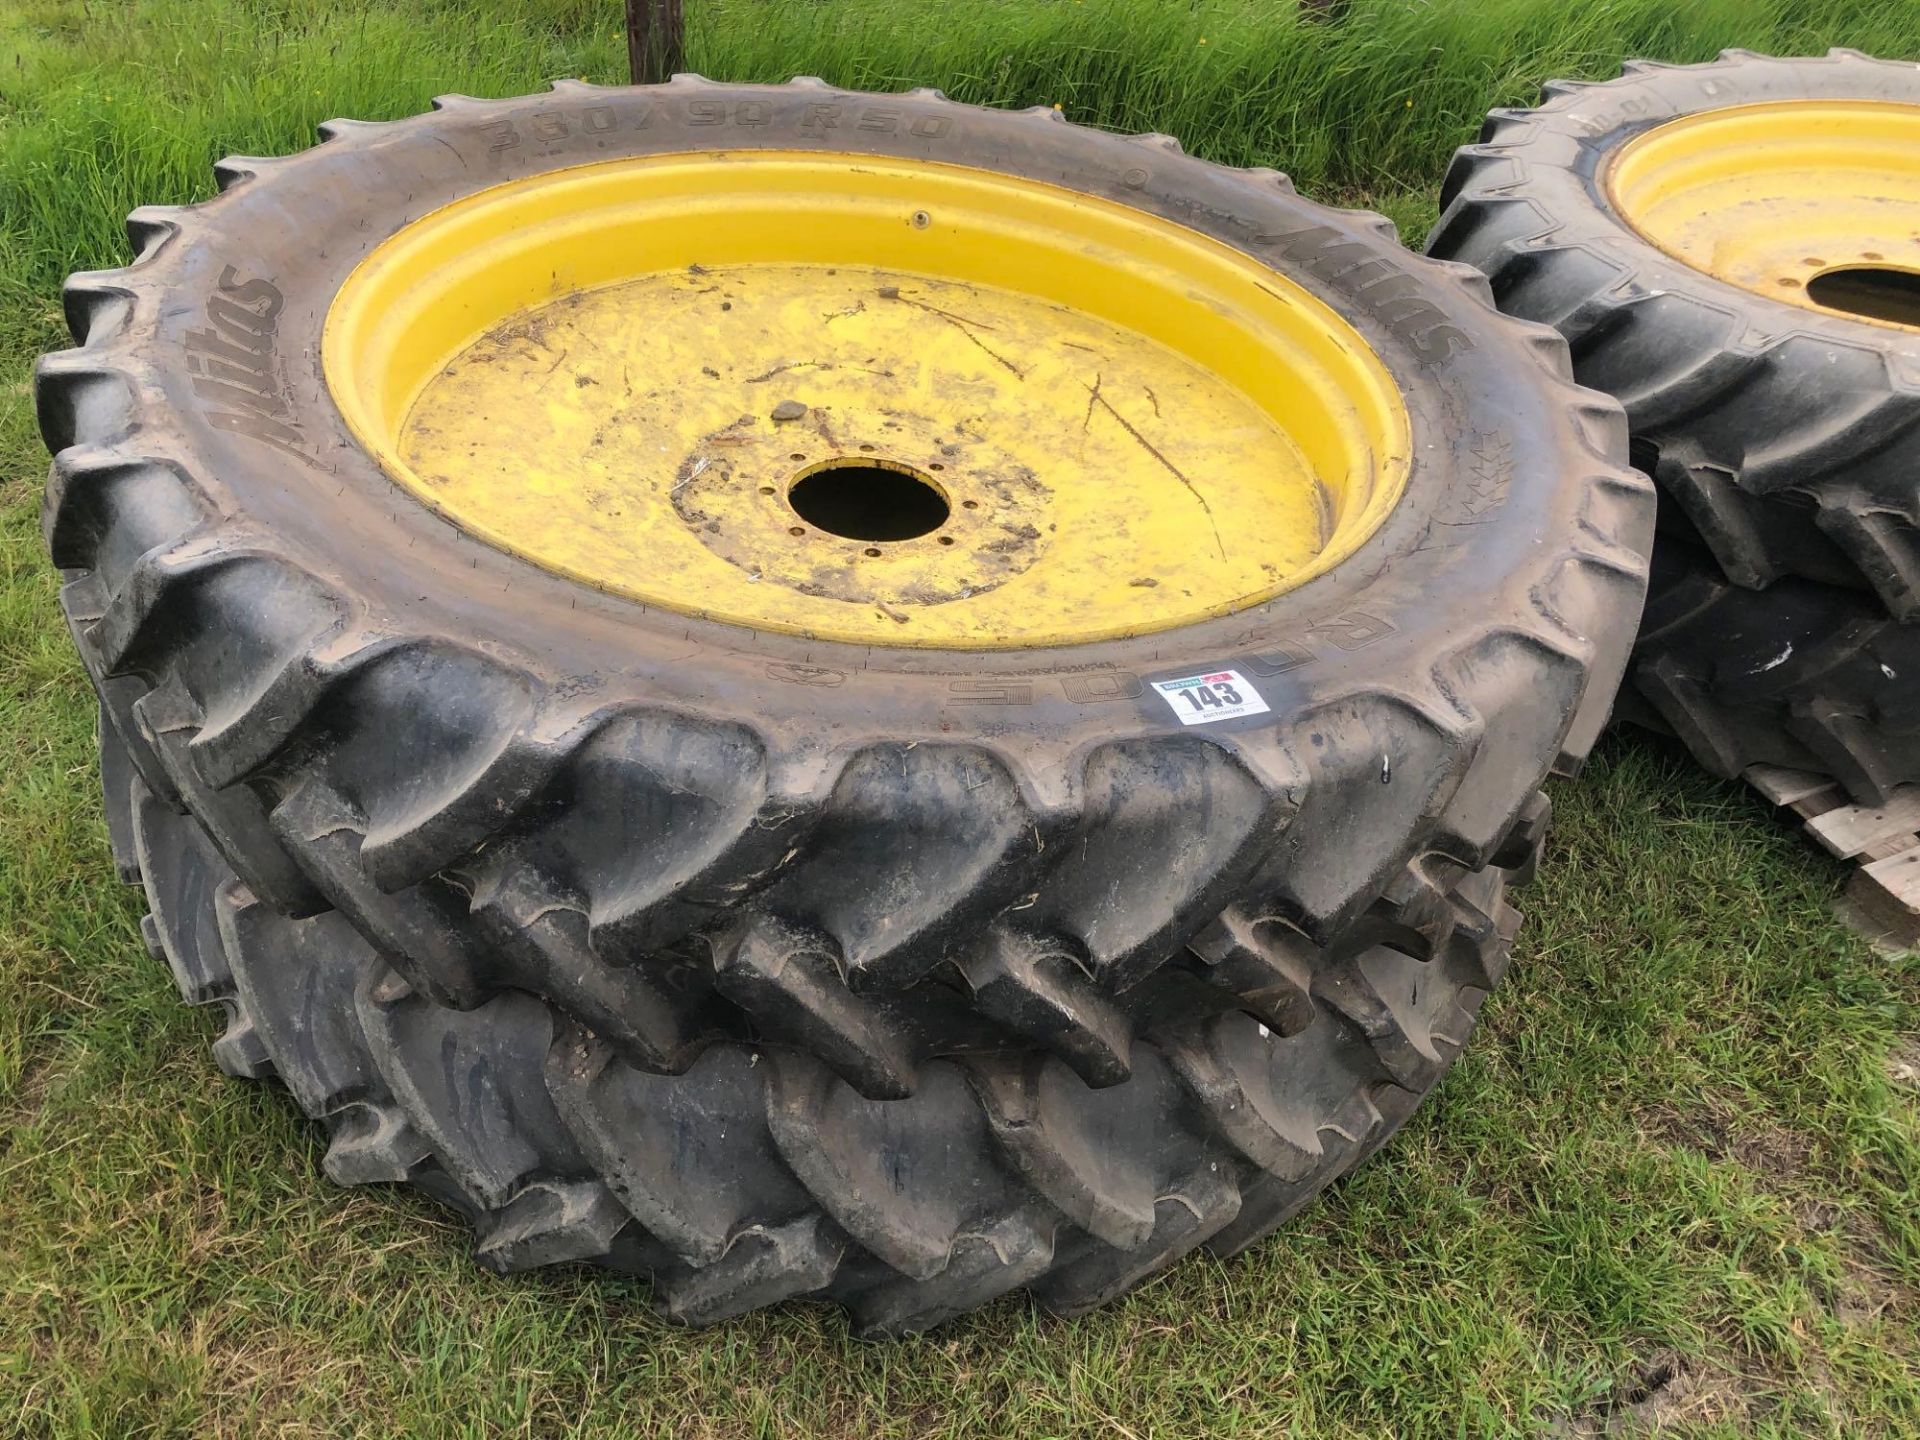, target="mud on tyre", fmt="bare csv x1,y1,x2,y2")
43,78,1650,1332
